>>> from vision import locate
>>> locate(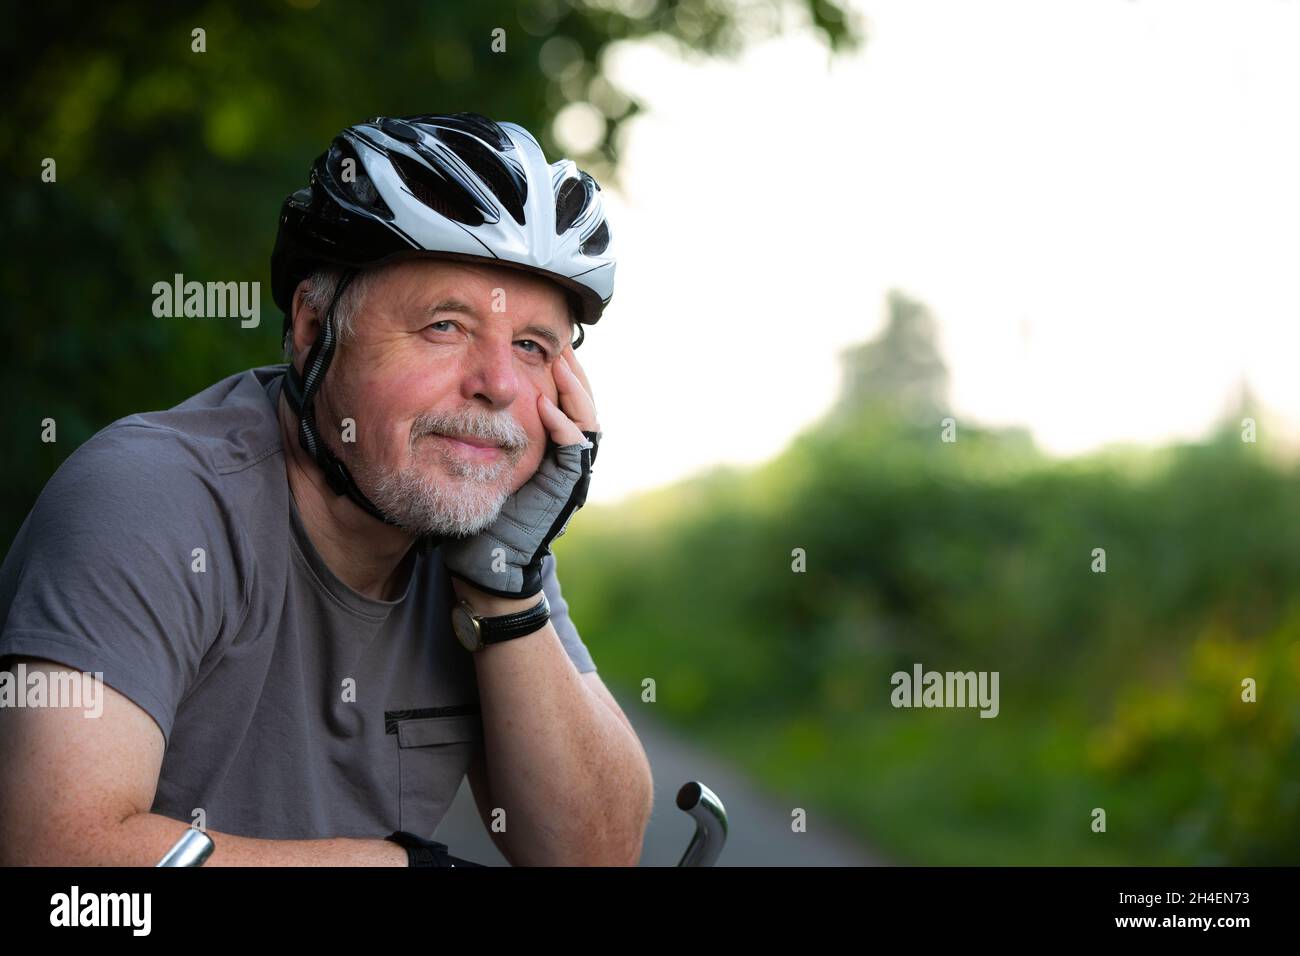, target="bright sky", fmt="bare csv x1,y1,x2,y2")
564,0,1300,505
